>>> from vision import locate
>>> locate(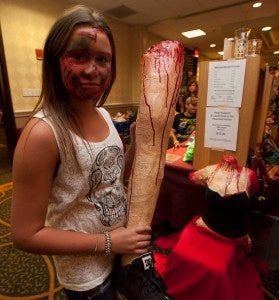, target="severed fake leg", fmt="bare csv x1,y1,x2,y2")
114,41,184,300
122,40,184,265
